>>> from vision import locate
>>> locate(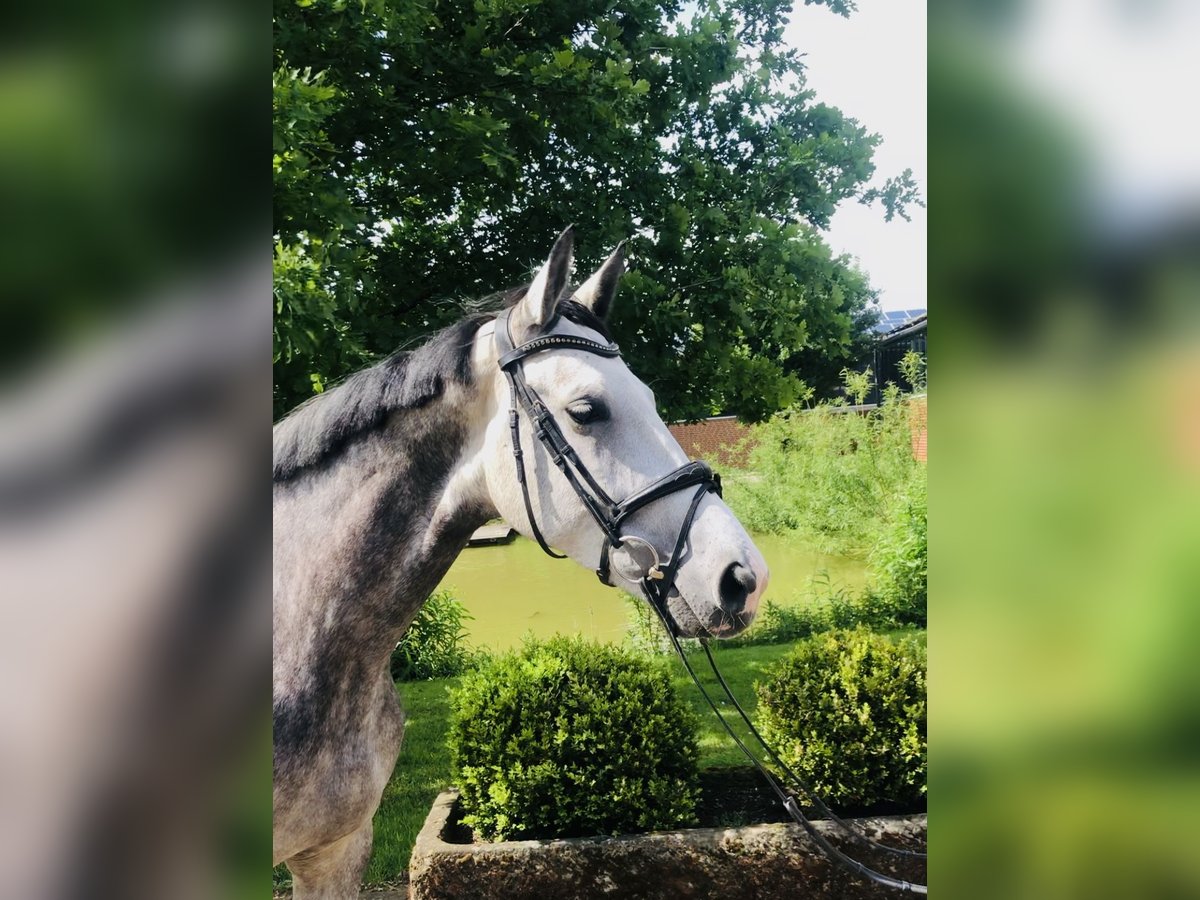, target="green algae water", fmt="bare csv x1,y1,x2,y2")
436,533,868,651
